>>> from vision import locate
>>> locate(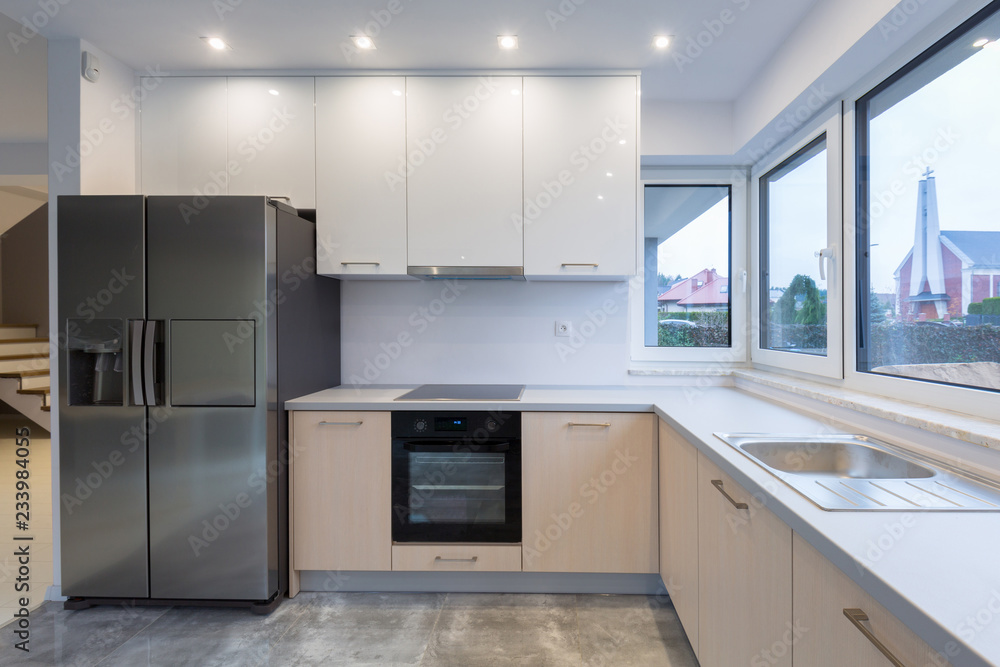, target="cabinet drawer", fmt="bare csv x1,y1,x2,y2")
392,544,522,572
